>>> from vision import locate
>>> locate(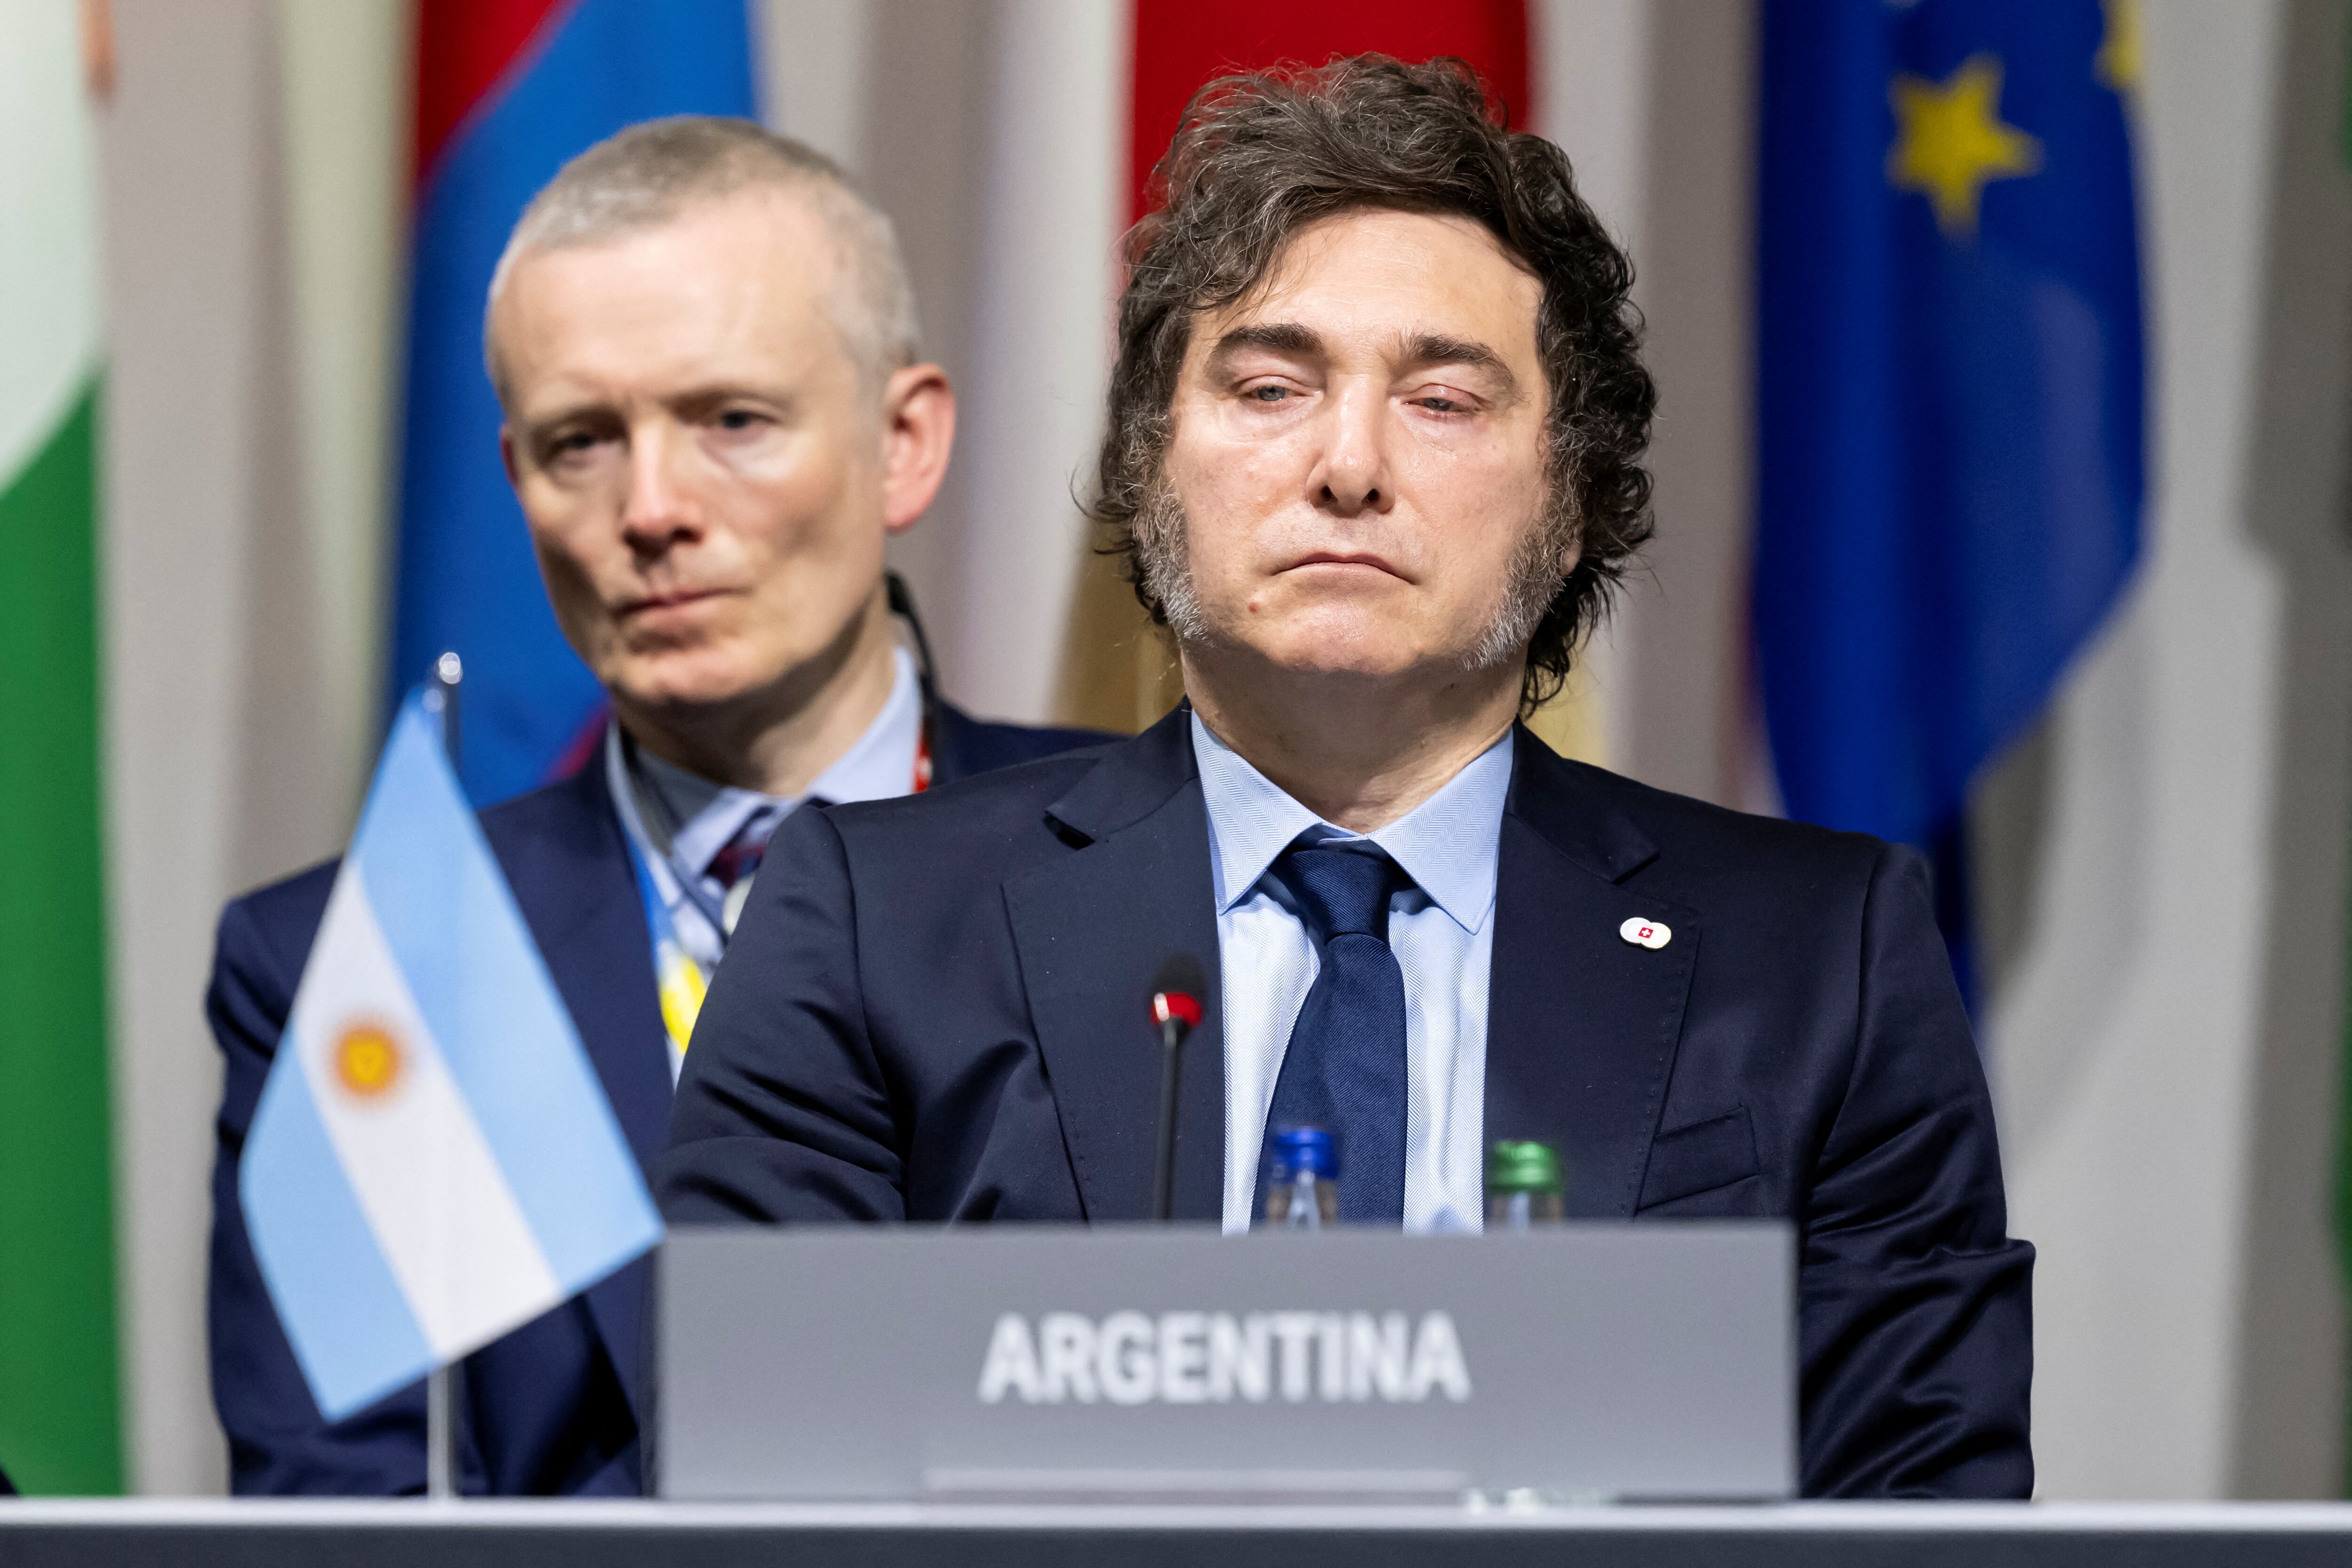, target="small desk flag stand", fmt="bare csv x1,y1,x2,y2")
421,651,463,1502
237,646,660,1503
